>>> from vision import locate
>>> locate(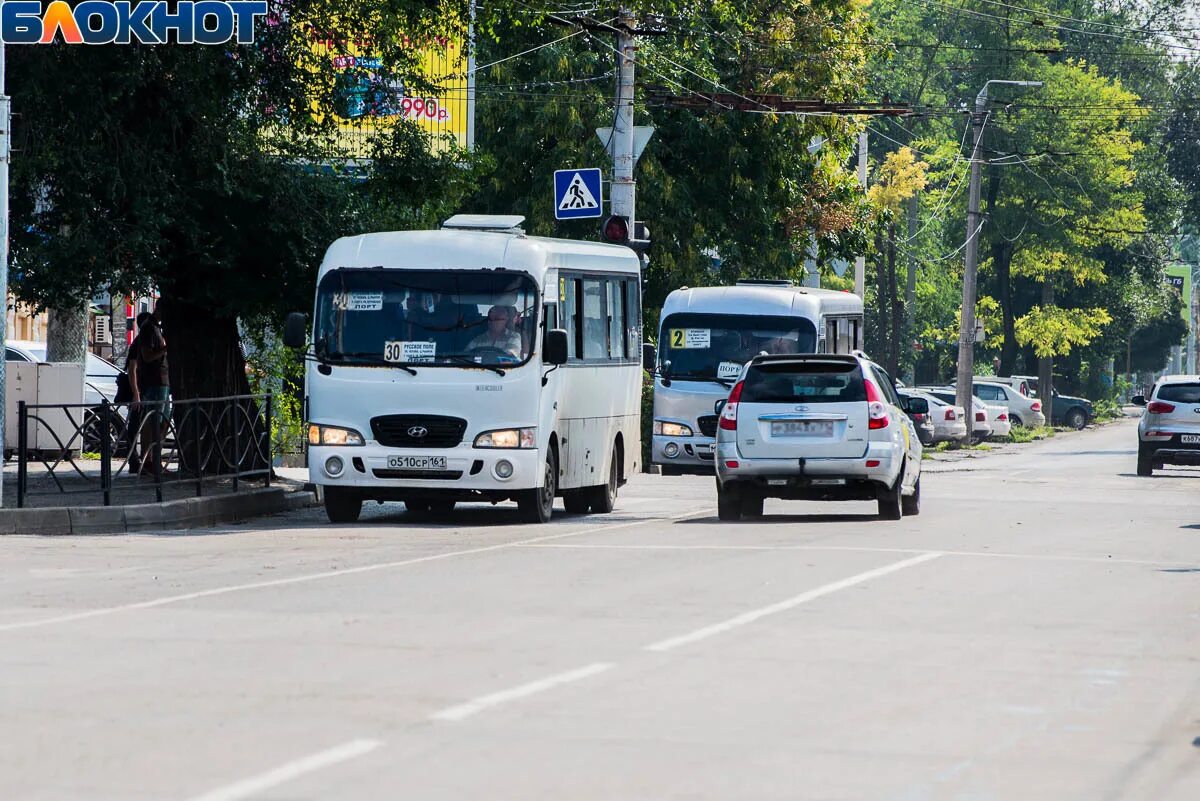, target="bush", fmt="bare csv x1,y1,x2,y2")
641,370,654,471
